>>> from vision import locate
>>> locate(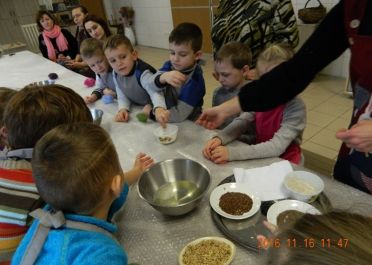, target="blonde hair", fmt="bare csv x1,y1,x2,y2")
268,211,372,265
32,123,123,215
257,43,294,67
80,38,104,59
